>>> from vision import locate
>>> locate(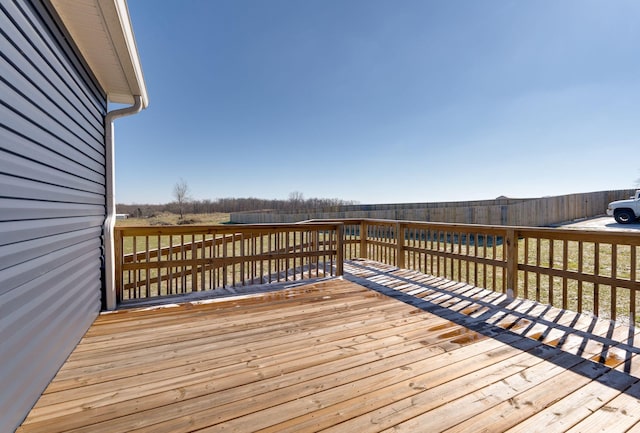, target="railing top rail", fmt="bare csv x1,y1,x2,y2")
514,226,640,243
115,219,640,246
115,222,343,236
300,218,640,243
301,217,525,231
